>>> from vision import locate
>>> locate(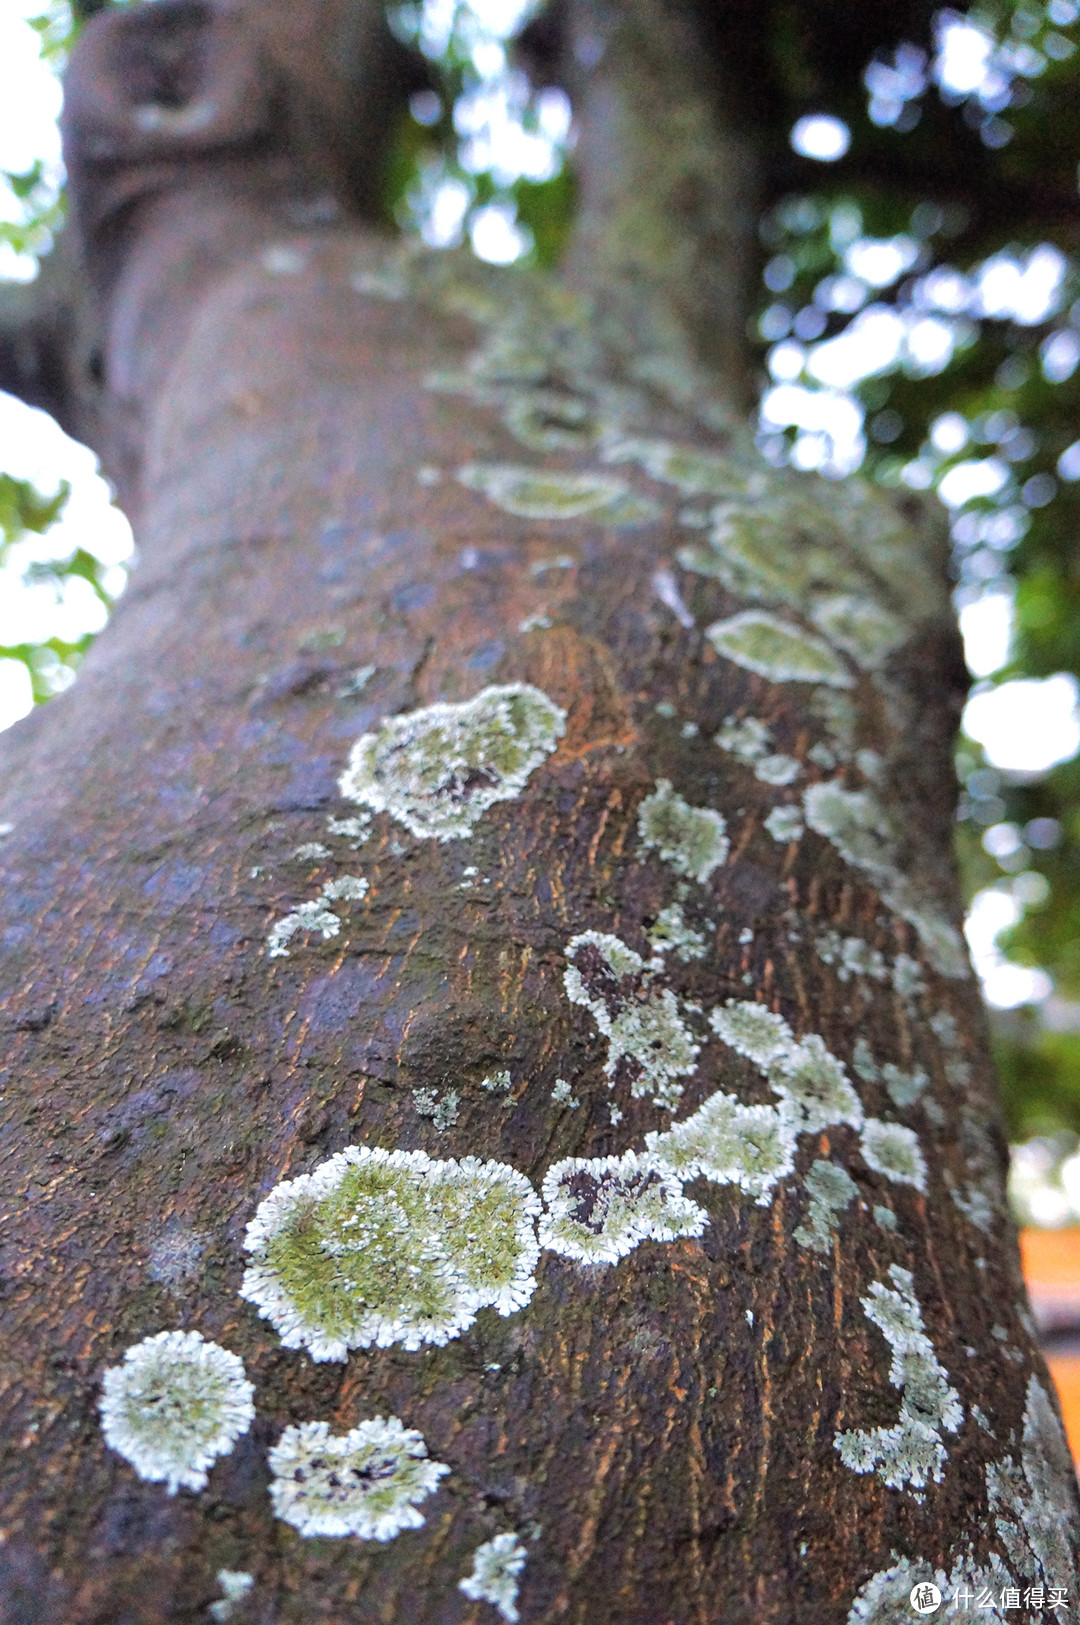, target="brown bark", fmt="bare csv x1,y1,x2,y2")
0,3,1077,1622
